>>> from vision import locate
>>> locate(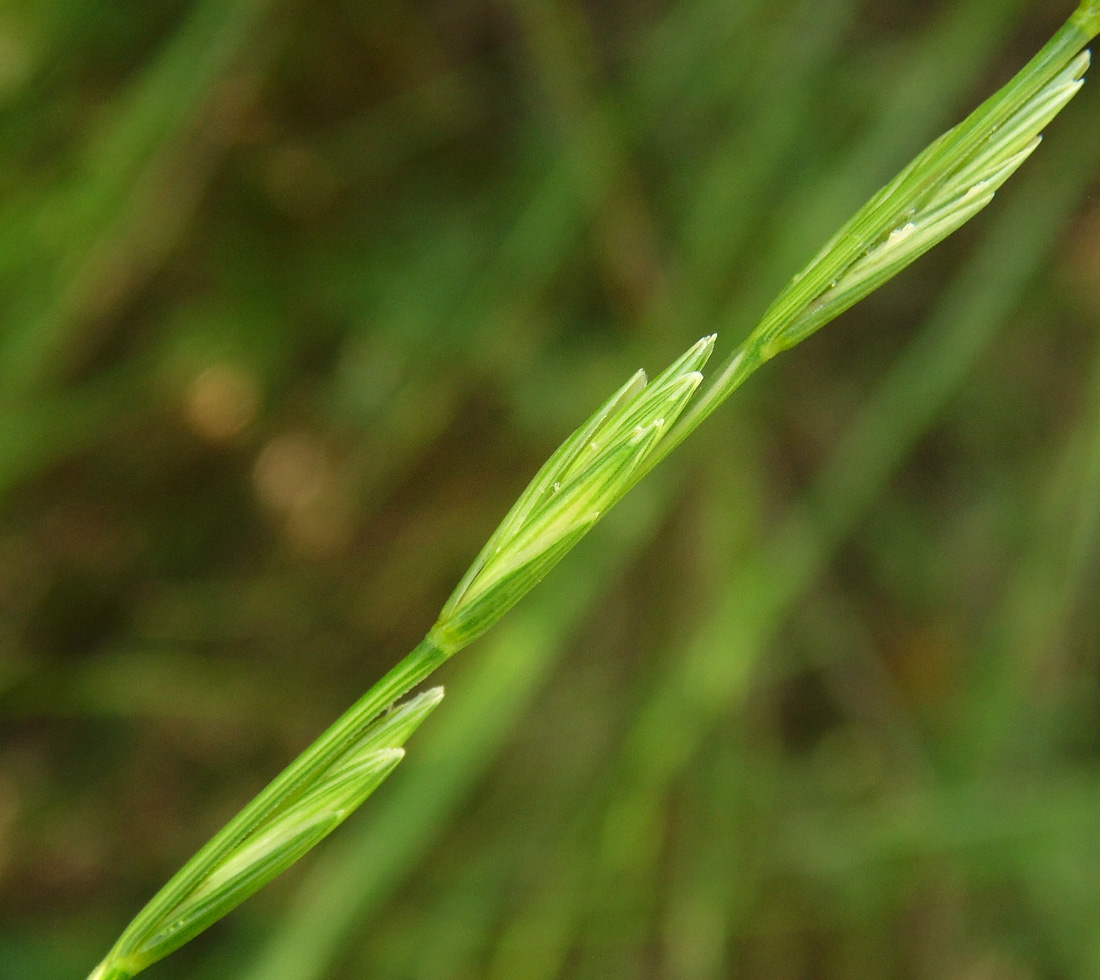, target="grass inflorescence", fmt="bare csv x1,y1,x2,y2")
81,3,1100,978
